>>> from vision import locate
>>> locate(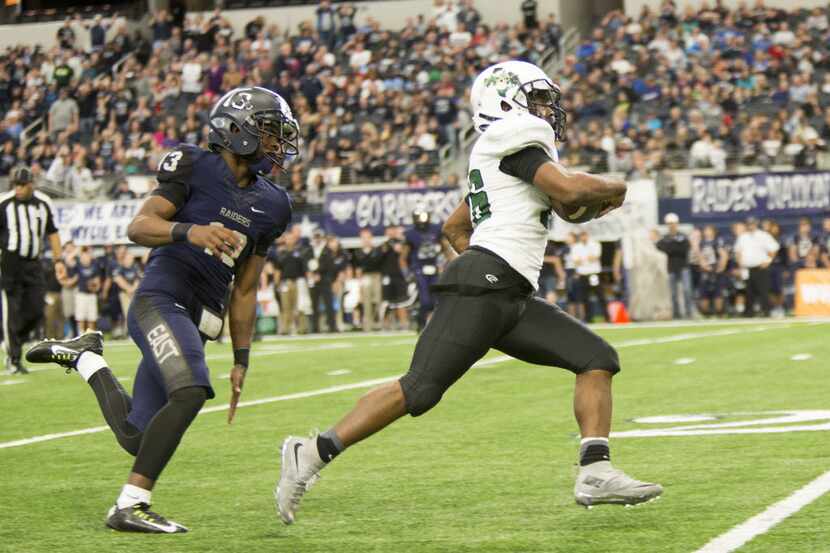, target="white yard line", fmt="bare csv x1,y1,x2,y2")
0,323,798,450
95,317,830,348
0,376,399,450
693,470,830,553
